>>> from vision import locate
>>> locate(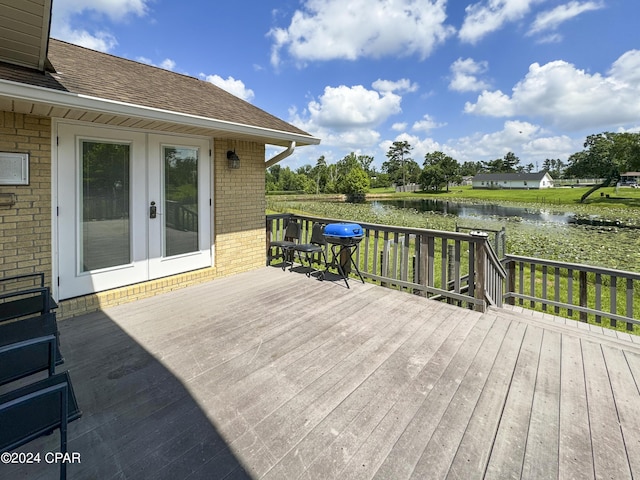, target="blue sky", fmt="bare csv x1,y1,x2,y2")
50,0,640,171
